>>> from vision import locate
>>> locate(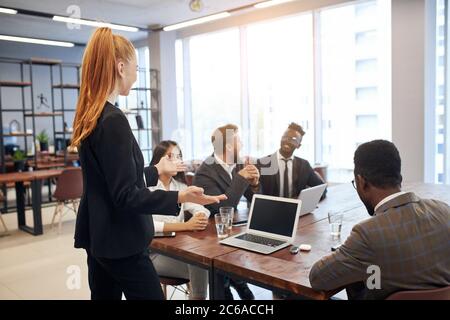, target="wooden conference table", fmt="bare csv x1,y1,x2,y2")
150,182,450,300
0,169,63,235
